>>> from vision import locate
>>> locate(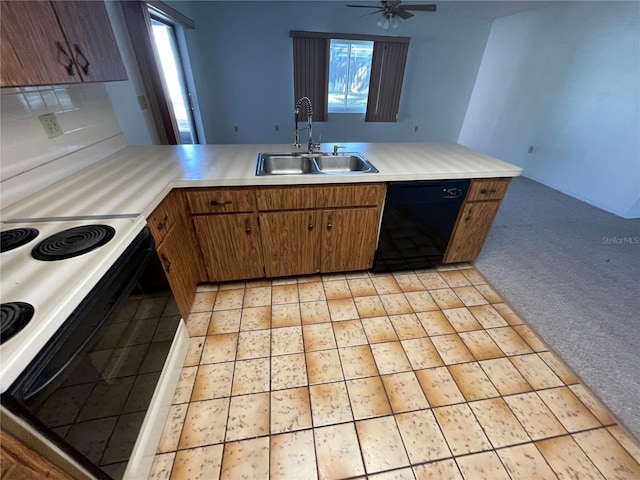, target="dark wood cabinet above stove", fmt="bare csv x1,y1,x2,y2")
0,1,127,87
